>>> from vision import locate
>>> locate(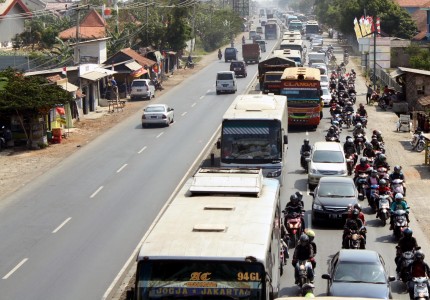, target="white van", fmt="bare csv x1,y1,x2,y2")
216,71,237,95
307,141,347,188
130,79,155,100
